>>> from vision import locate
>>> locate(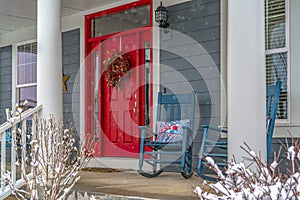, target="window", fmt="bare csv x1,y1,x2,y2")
17,42,37,108
265,0,288,120
91,4,150,38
